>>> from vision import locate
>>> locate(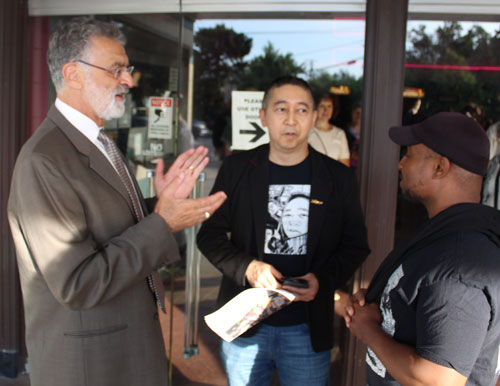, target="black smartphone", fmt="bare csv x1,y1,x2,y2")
280,277,309,289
